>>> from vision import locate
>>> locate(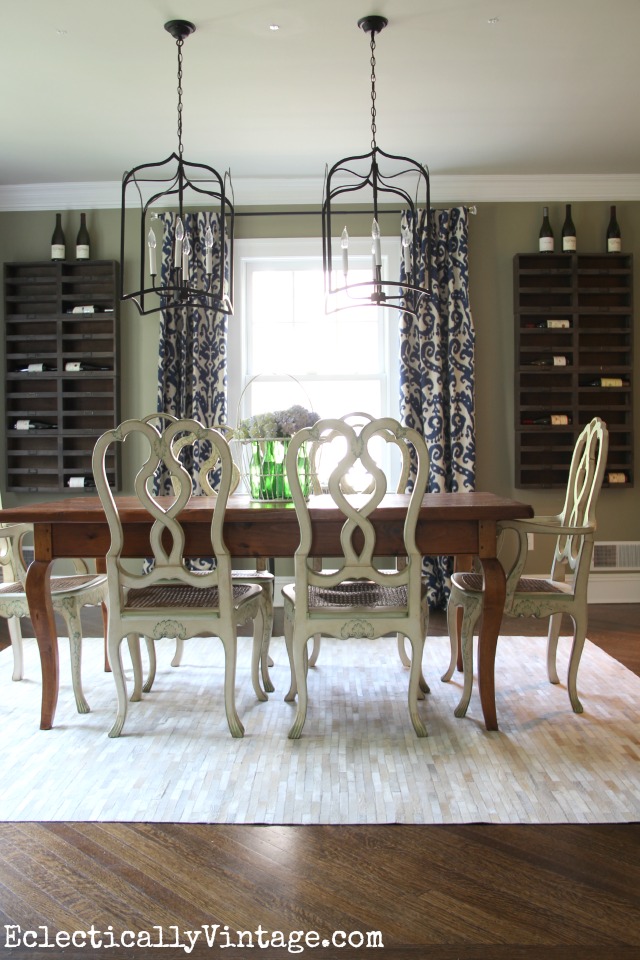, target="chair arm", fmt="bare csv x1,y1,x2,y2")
498,517,596,538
